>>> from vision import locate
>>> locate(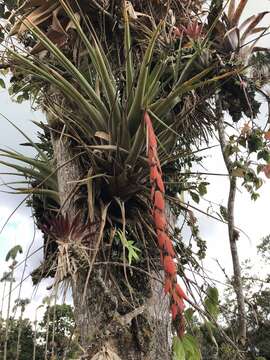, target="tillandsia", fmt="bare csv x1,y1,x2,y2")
144,111,188,337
